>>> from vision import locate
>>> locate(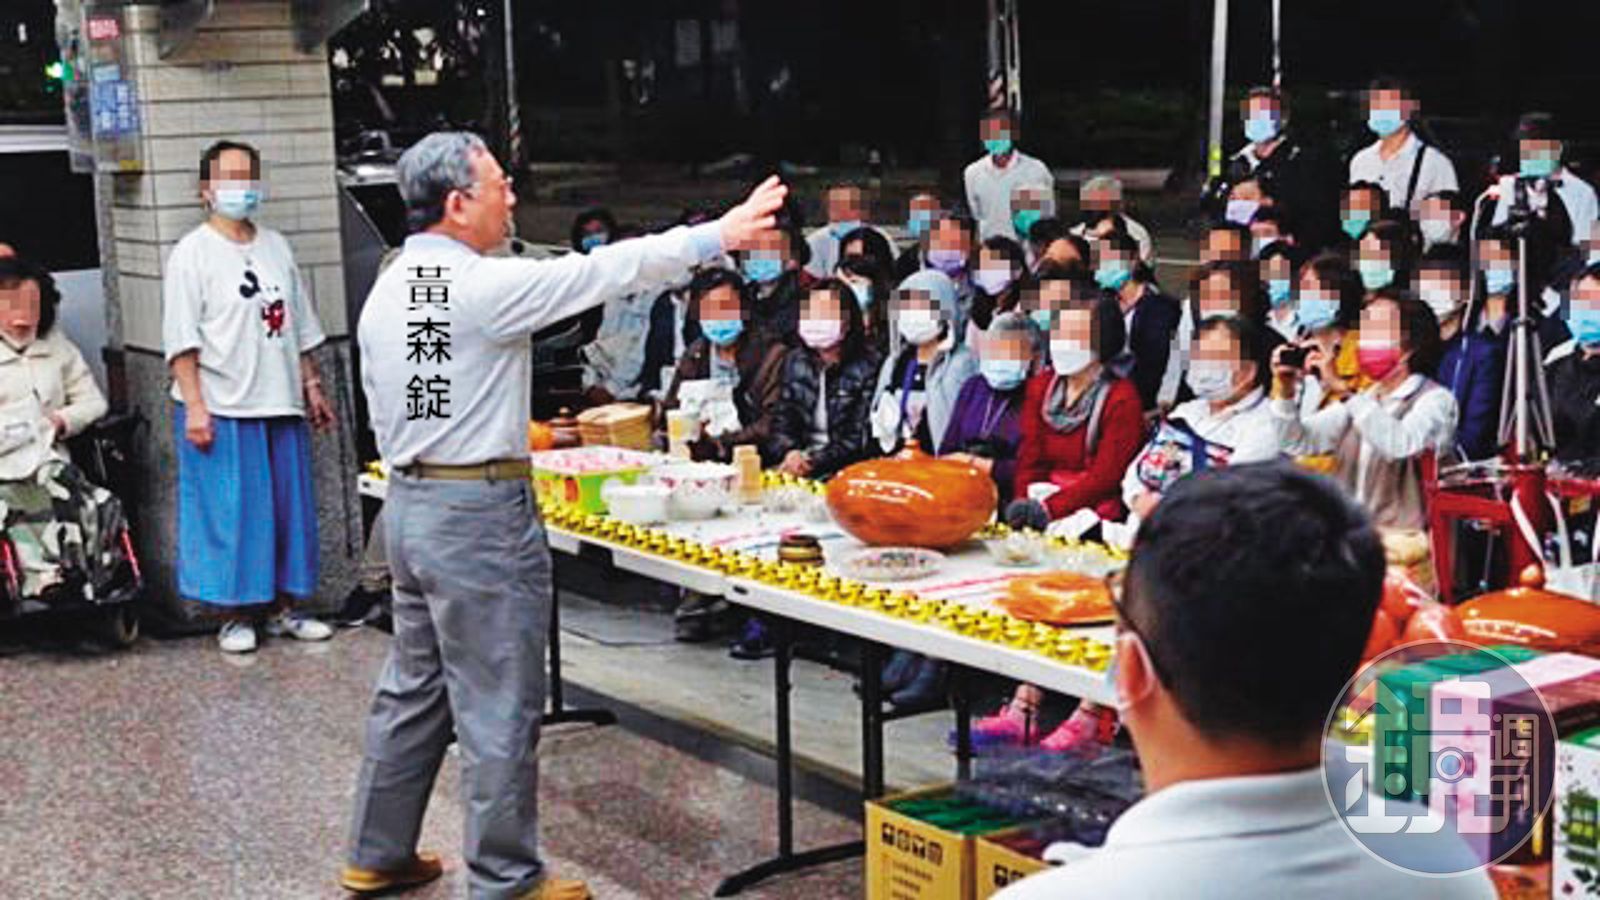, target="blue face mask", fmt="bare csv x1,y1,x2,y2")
907,210,935,239
847,279,873,309
1571,307,1600,346
1095,263,1132,291
212,184,262,221
1368,109,1404,138
1341,215,1371,241
1267,278,1293,308
1298,296,1340,331
1029,309,1053,332
1357,260,1394,291
980,358,1029,392
701,318,745,347
830,219,862,240
1484,267,1515,296
580,232,608,253
1521,156,1559,179
1012,209,1043,240
984,137,1014,158
1243,114,1279,144
742,255,782,284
